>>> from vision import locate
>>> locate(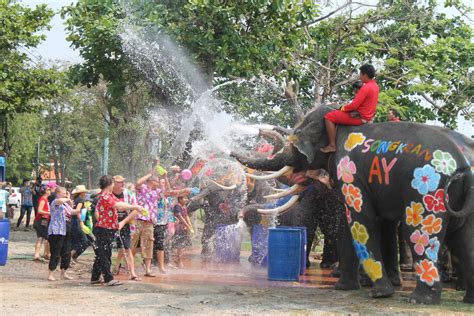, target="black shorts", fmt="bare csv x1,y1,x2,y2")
116,224,131,249
33,218,49,239
153,224,167,251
